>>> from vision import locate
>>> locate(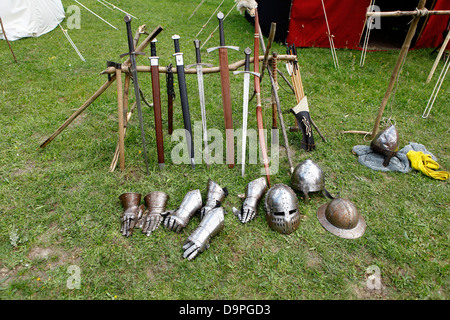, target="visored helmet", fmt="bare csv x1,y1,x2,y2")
264,184,301,234
370,124,399,167
317,197,366,239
